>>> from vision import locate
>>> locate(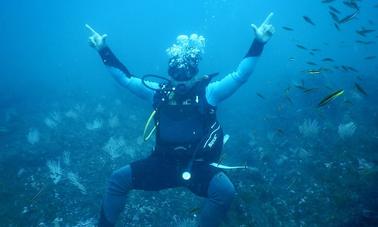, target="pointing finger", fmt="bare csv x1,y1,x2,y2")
85,24,98,35
262,12,274,26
